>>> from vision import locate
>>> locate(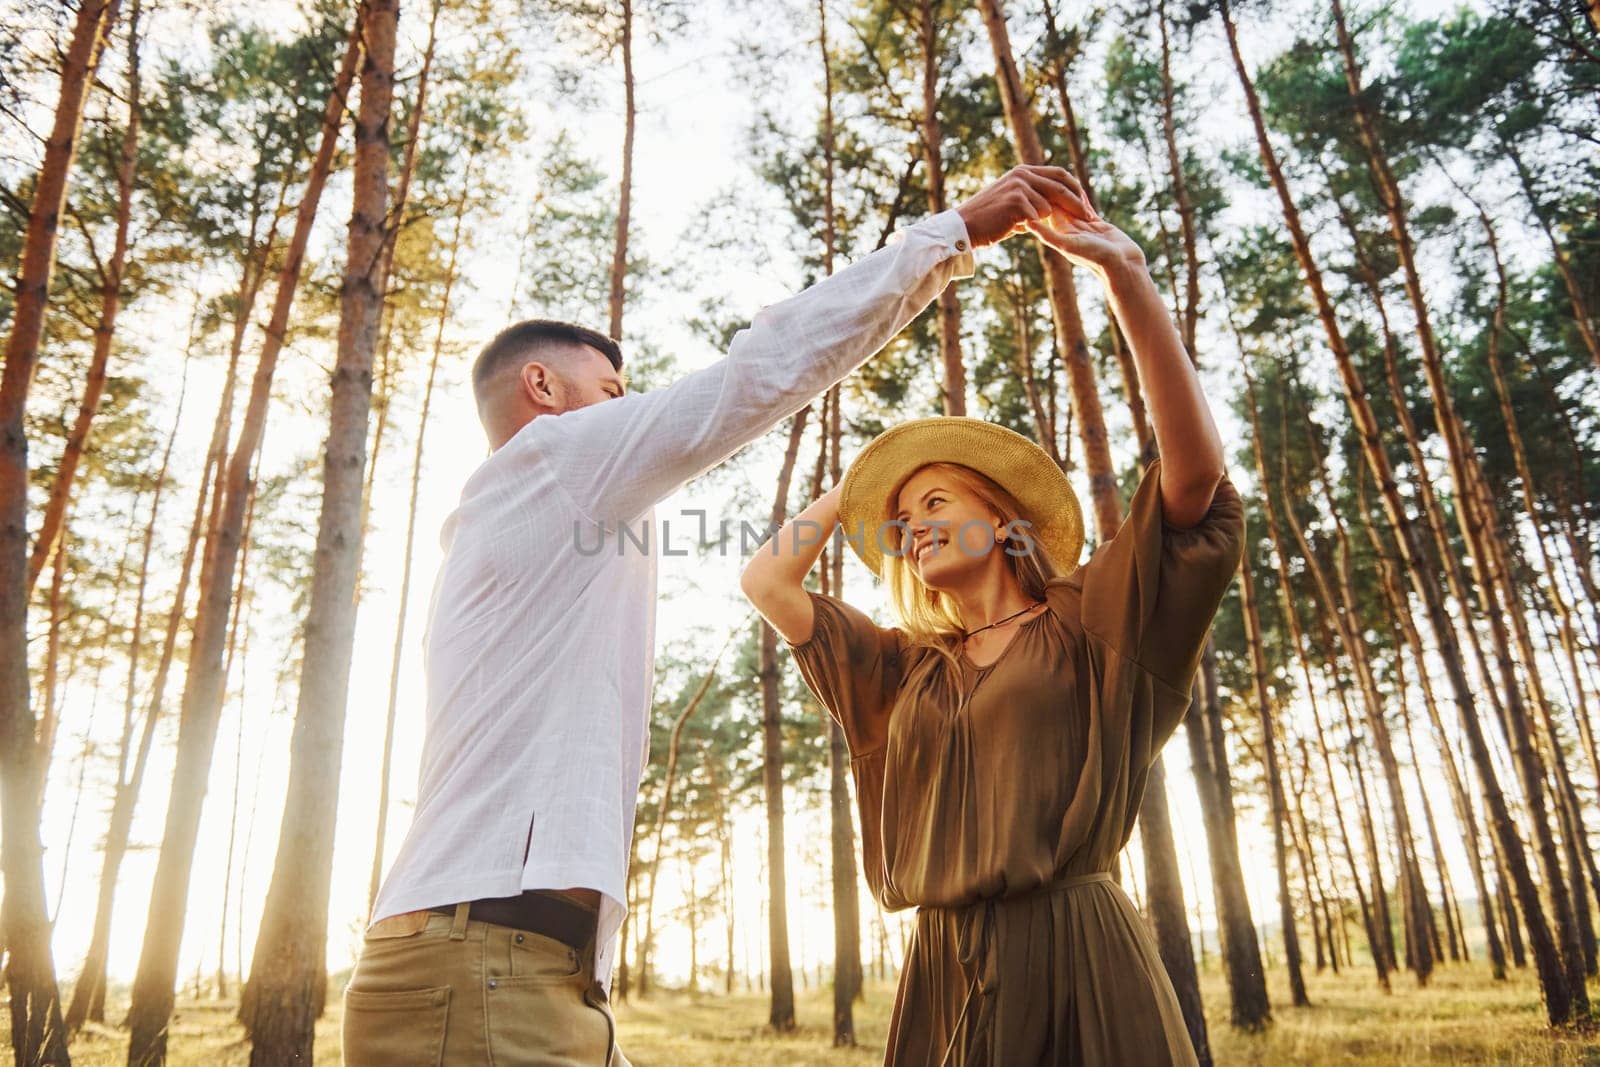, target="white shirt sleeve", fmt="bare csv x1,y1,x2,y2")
524,209,976,525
